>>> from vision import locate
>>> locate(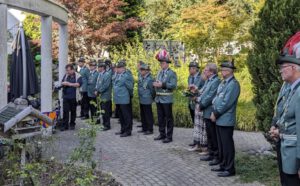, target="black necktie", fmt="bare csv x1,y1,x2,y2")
191,77,195,84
